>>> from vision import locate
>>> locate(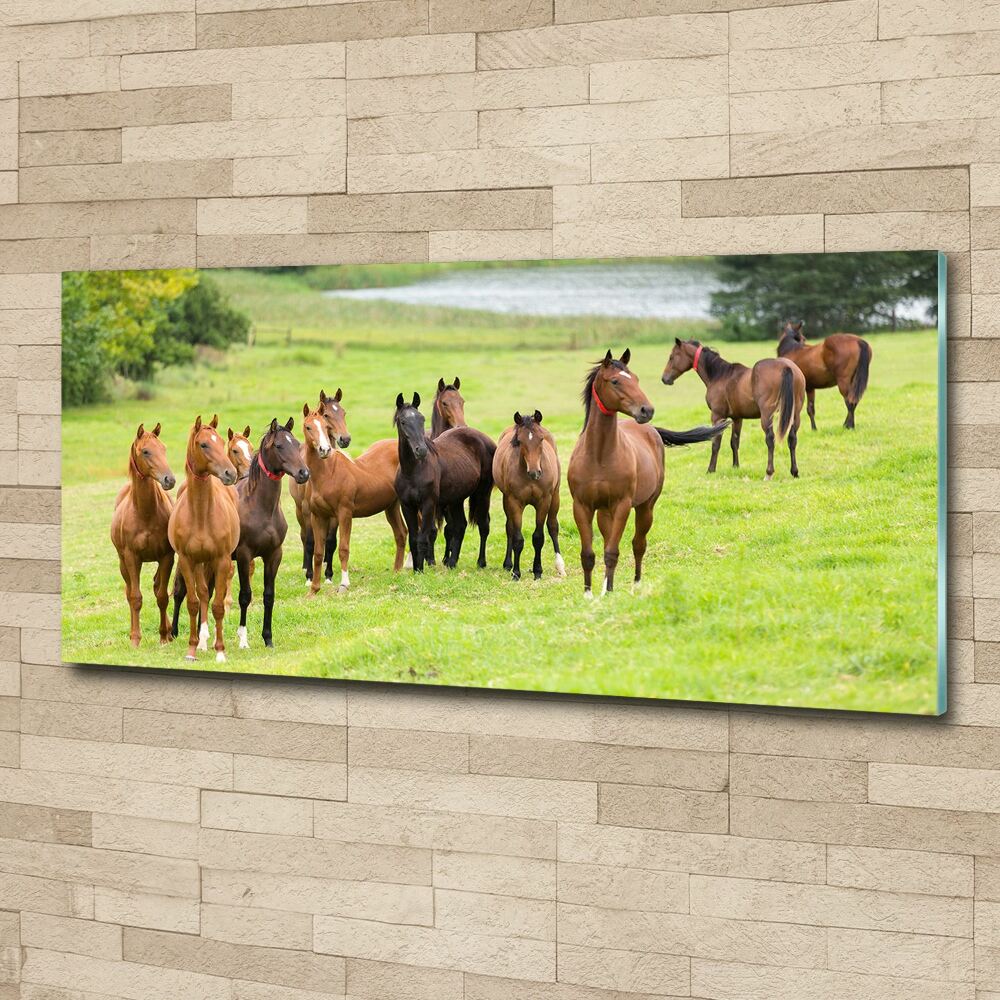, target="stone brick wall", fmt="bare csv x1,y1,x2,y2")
0,1,996,997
